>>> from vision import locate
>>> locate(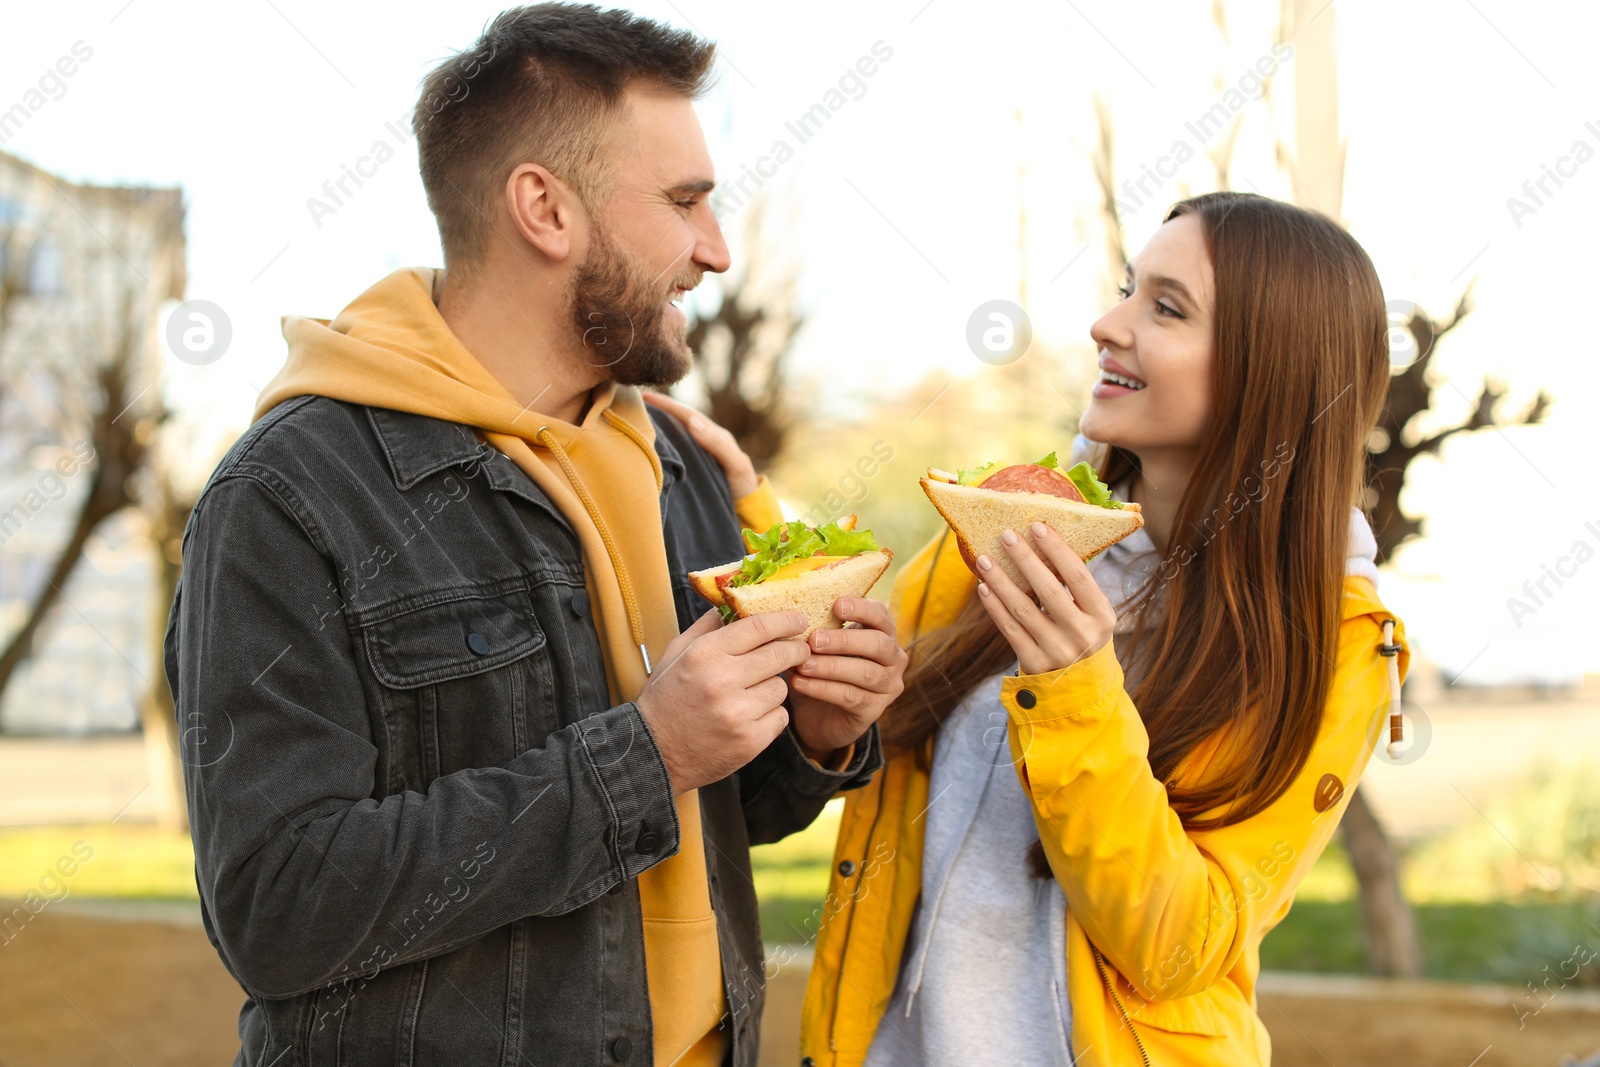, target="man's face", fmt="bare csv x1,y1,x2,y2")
568,85,730,387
